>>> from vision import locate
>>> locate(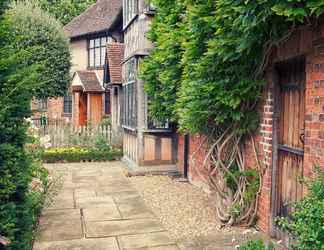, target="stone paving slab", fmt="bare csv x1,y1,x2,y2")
33,238,119,250
40,209,81,222
46,198,74,210
36,219,83,242
75,196,115,208
74,188,97,198
85,219,165,238
118,232,176,249
112,191,142,204
117,202,155,219
83,206,122,221
127,245,180,250
96,184,134,195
